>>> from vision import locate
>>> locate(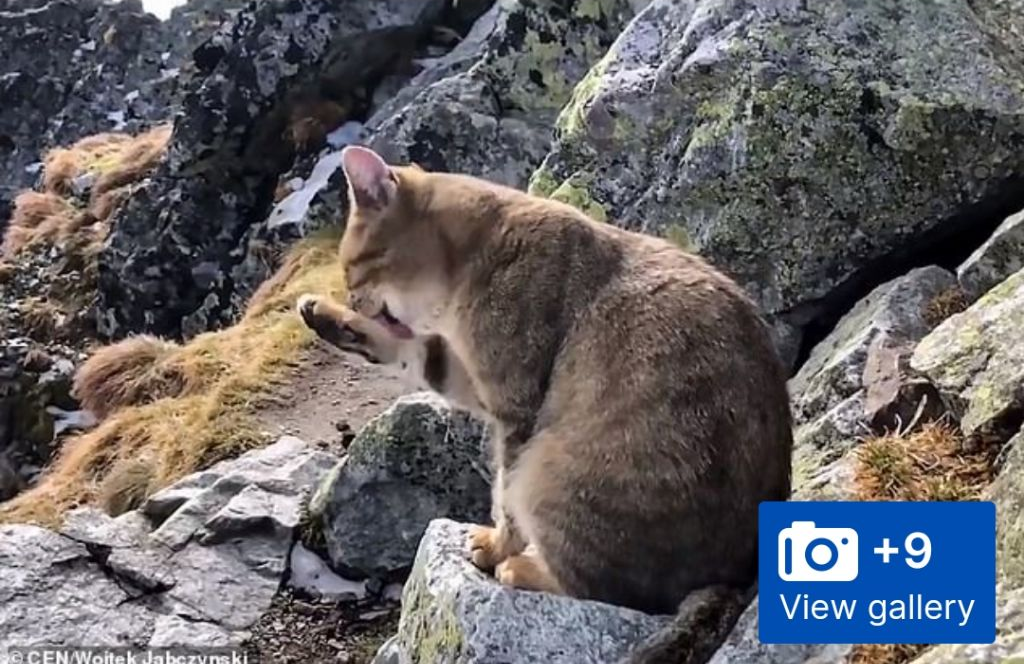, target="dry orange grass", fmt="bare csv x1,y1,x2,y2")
923,286,969,327
0,229,346,523
2,125,171,260
854,421,997,502
848,644,928,664
1,191,78,257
